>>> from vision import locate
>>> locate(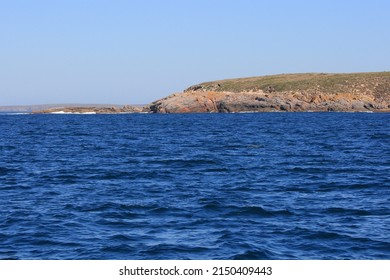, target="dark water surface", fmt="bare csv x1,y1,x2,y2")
0,113,389,259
